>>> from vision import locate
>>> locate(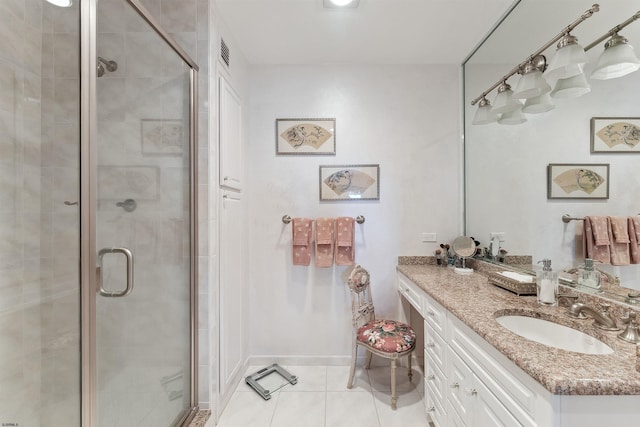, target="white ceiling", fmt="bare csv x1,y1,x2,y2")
214,0,516,65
